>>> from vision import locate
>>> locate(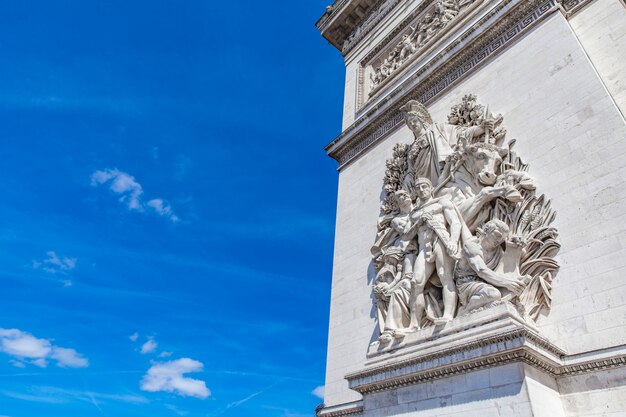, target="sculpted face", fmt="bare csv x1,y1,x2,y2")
480,220,509,249
415,180,432,201
395,191,413,211
482,229,505,249
407,114,427,137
